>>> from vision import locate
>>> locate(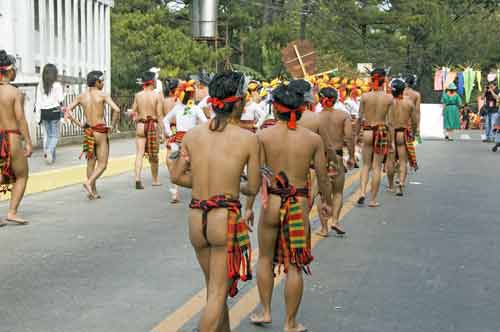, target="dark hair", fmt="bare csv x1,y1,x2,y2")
289,79,314,103
273,84,305,122
42,64,58,95
141,71,156,84
403,73,416,87
87,70,104,87
371,67,386,84
208,71,245,131
319,87,338,102
164,78,179,95
391,79,406,98
181,90,194,105
0,50,15,76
